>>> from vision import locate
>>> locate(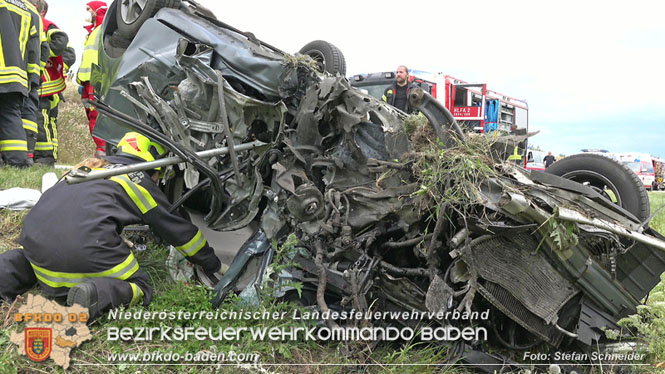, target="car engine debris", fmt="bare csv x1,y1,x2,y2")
81,4,665,371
